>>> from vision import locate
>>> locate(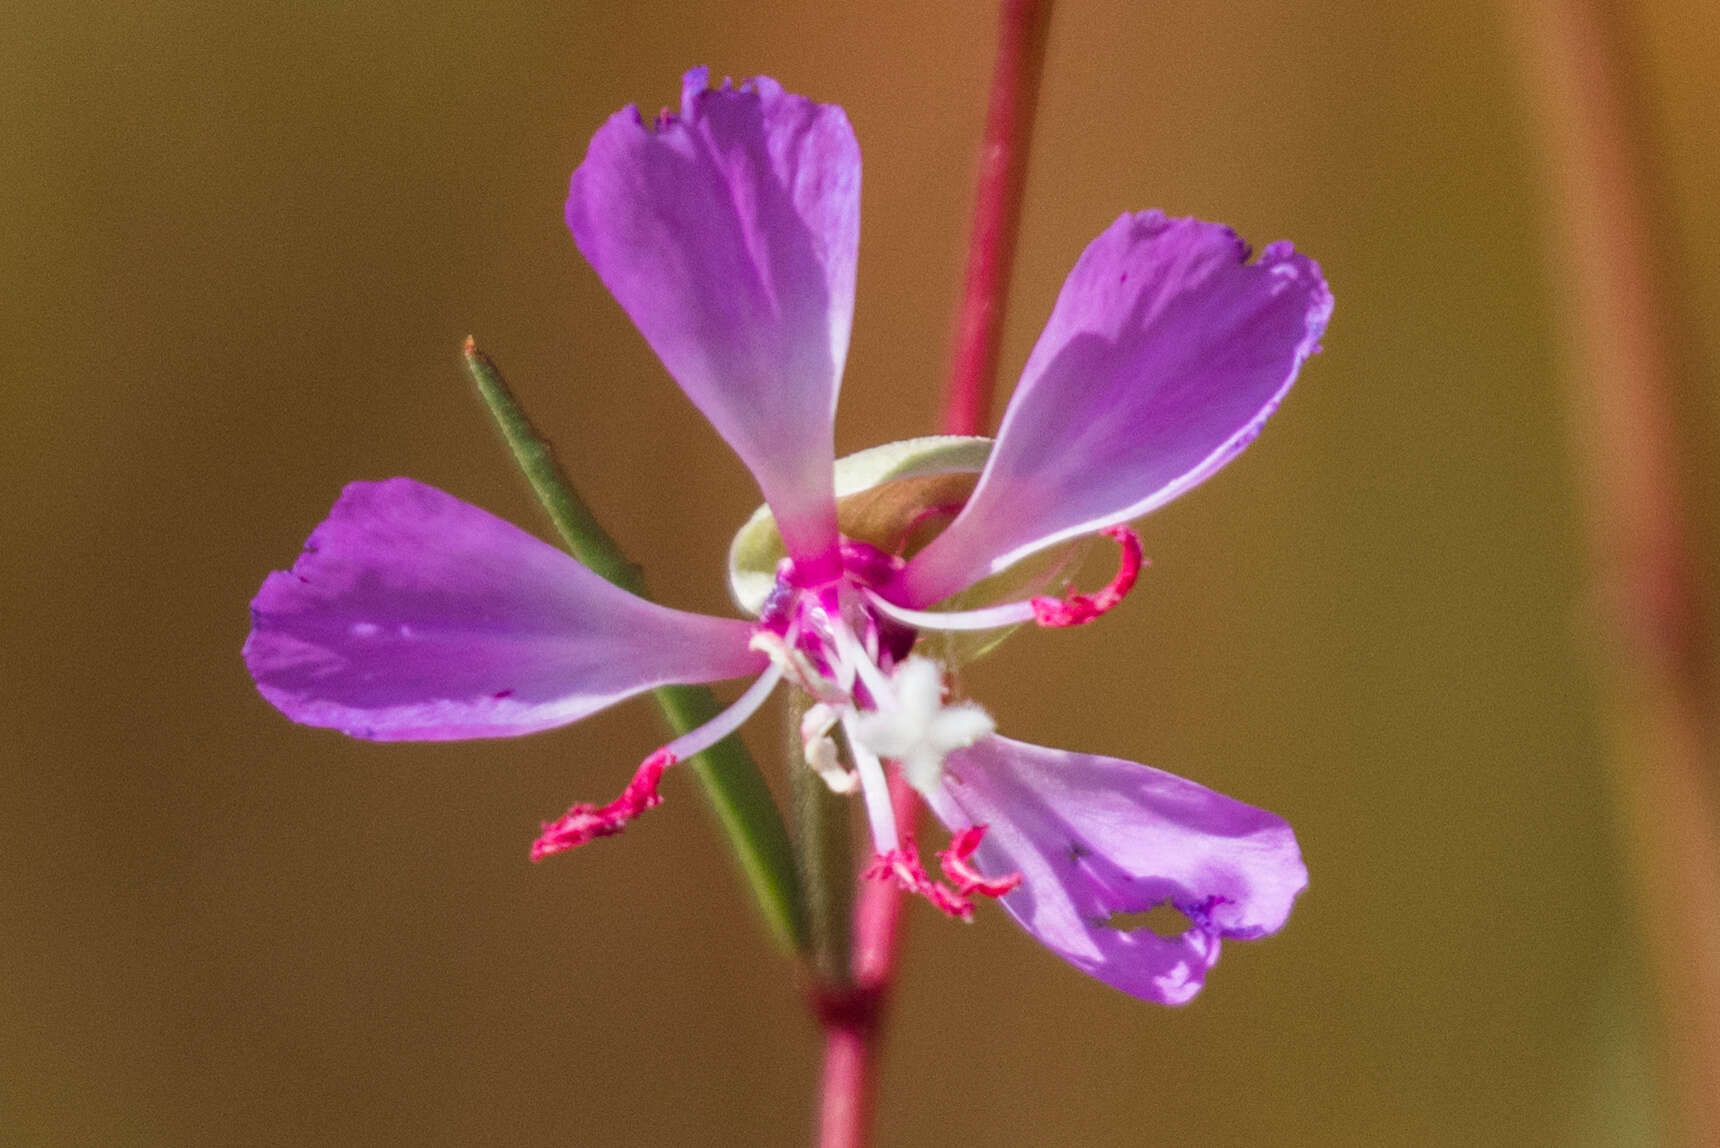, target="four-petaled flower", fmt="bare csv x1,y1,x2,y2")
245,68,1330,1004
